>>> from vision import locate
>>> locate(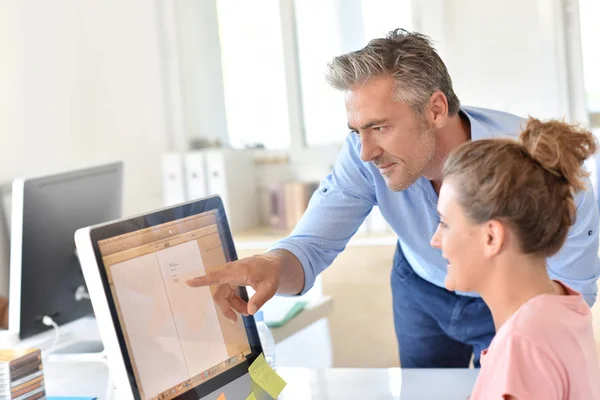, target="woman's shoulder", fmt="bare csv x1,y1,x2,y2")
499,291,593,355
